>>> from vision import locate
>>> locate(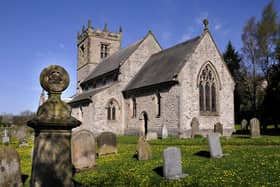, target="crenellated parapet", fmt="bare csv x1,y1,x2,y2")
77,19,122,45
